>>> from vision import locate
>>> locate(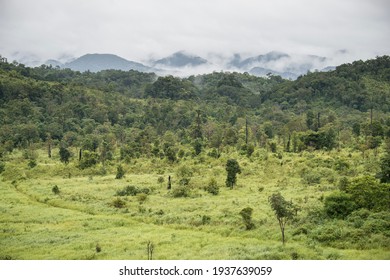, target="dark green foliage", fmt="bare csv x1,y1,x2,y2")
0,161,4,174
95,243,101,253
78,151,99,169
192,139,203,155
28,159,37,169
324,191,357,219
225,159,241,188
378,148,390,183
59,147,71,164
111,197,126,208
52,185,60,195
115,165,125,179
116,185,150,196
204,178,219,195
239,207,255,230
144,75,196,100
346,176,390,211
269,193,298,244
171,185,190,198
